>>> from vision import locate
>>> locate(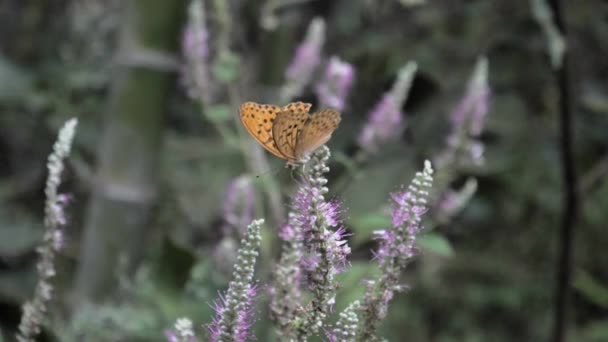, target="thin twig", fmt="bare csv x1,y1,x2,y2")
545,1,578,341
